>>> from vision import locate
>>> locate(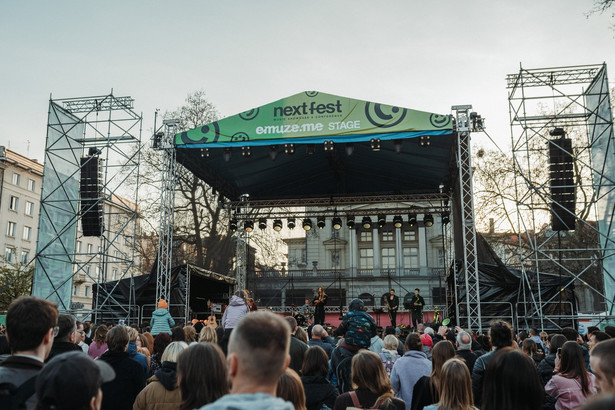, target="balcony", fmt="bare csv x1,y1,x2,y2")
248,267,445,281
